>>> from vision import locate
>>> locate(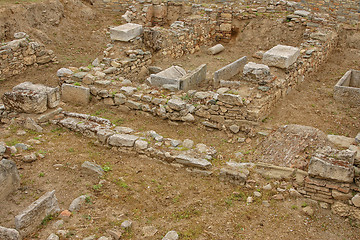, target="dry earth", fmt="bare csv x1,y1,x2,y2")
0,0,360,239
